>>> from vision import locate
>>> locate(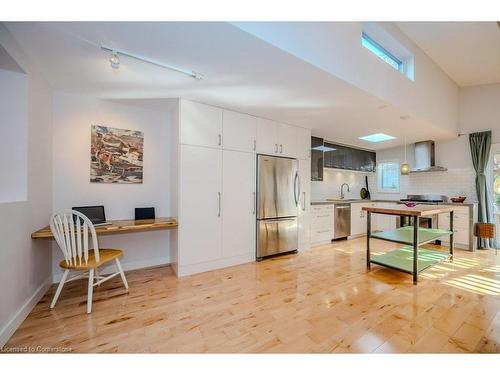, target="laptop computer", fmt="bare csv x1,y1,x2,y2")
72,205,111,226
